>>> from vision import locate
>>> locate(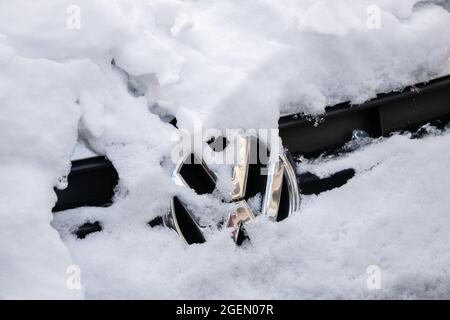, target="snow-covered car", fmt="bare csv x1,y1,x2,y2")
55,75,450,246
2,0,450,300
